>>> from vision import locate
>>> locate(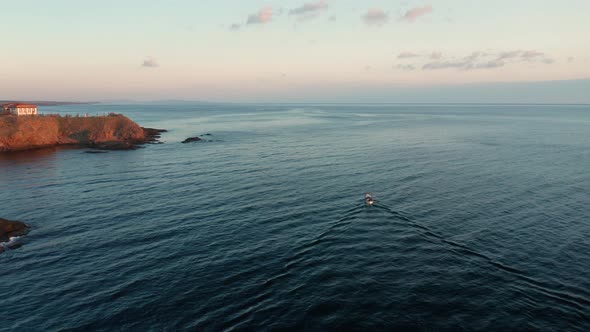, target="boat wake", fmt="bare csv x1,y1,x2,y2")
373,203,590,317
0,236,23,252
271,198,590,319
